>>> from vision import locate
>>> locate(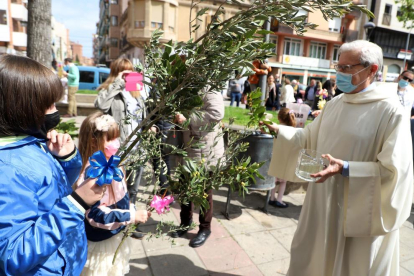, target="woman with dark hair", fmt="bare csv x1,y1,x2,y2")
0,55,104,276
311,81,323,110
322,79,335,100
